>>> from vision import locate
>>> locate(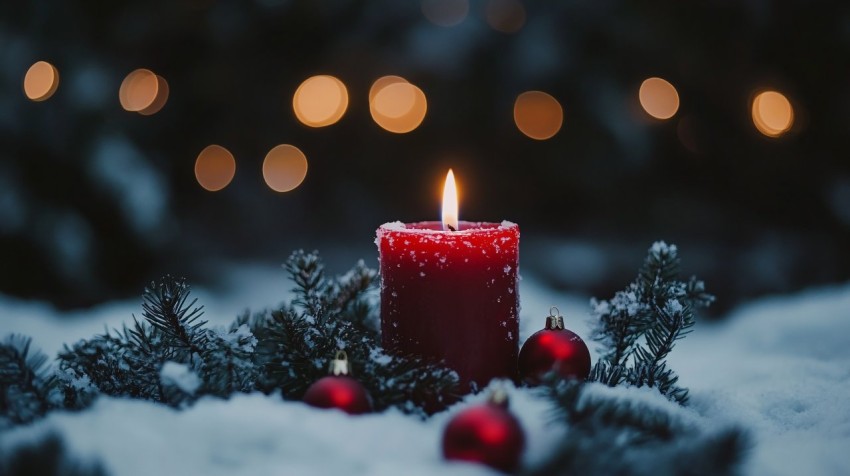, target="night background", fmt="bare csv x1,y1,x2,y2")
3,0,849,312
2,2,850,475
